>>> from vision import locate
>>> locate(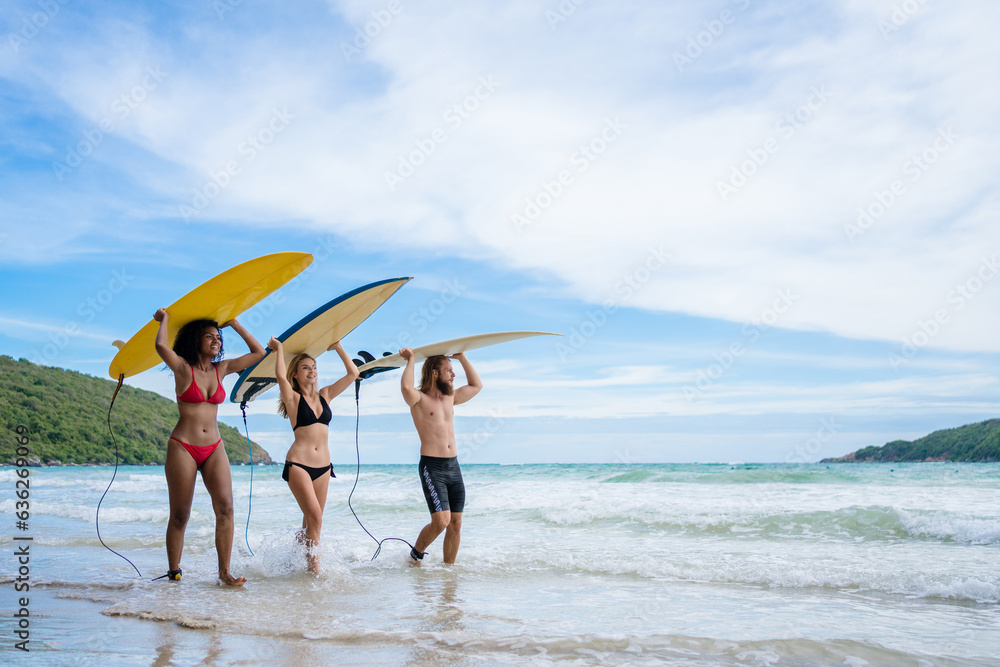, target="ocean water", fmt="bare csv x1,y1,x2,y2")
2,462,998,665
